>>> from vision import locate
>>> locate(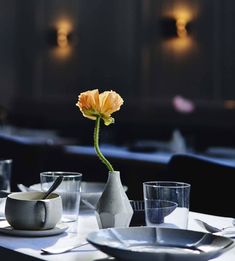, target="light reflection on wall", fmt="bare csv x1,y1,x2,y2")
162,37,194,55
50,19,73,60
162,5,198,56
224,100,235,110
